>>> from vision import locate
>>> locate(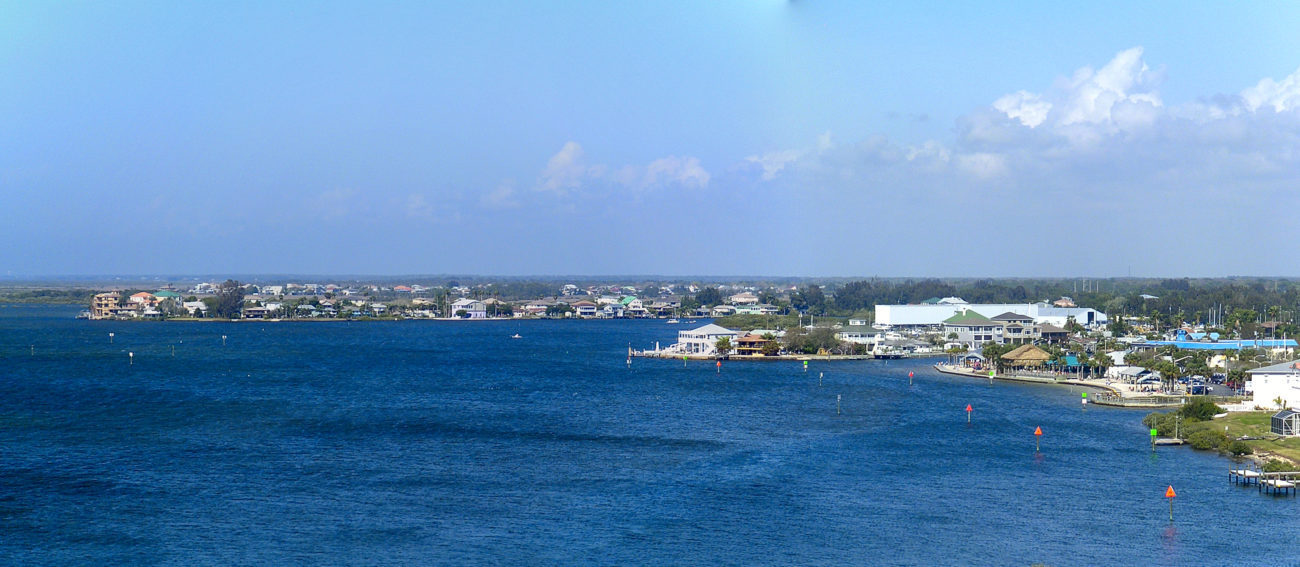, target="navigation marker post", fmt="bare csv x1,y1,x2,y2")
966,404,972,423
909,371,914,385
1081,392,1088,405
837,394,841,415
109,332,114,344
819,371,823,387
1151,428,1158,451
803,360,808,373
129,352,134,365
1034,426,1042,452
684,355,688,368
989,369,994,384
222,335,227,347
1166,485,1176,522
716,360,721,374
